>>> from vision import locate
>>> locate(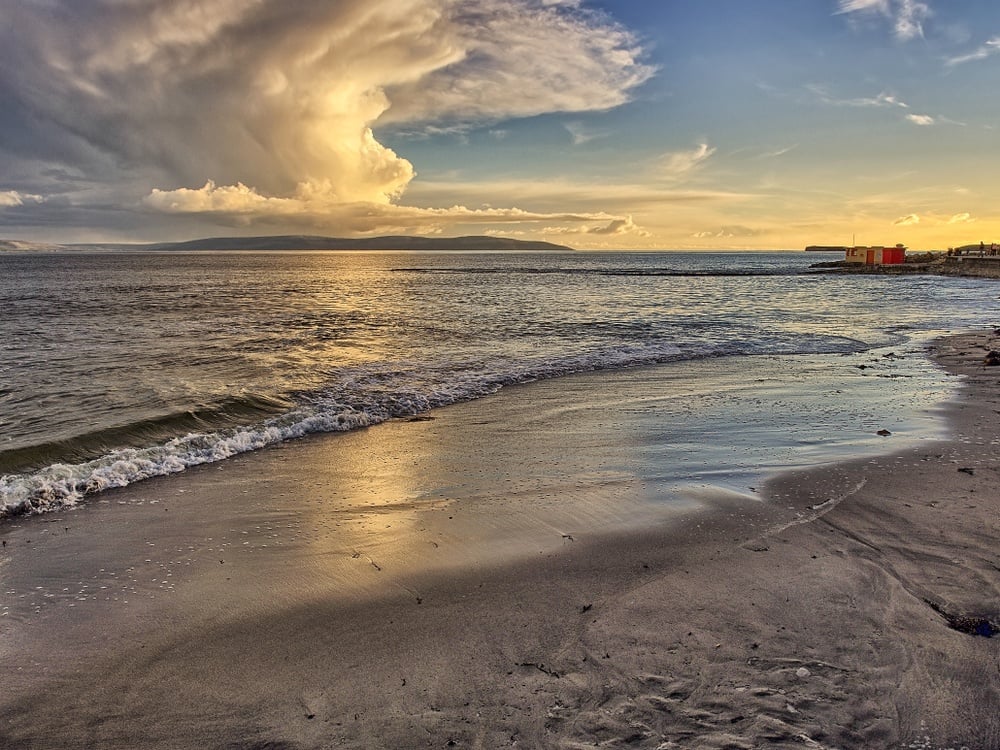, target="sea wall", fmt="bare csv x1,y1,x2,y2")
810,256,1000,280
942,256,1000,279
